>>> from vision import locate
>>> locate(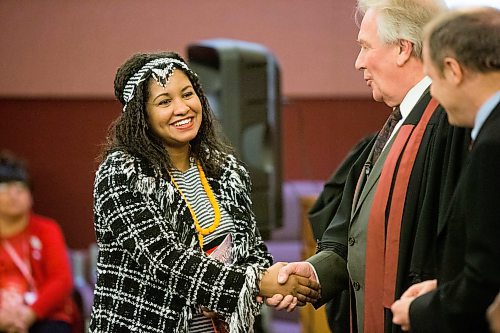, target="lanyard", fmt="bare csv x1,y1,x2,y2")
1,239,36,291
